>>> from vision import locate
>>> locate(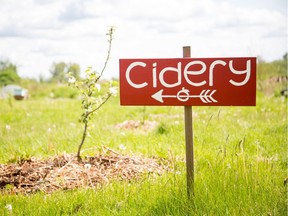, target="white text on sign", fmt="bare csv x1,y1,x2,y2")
125,59,251,89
